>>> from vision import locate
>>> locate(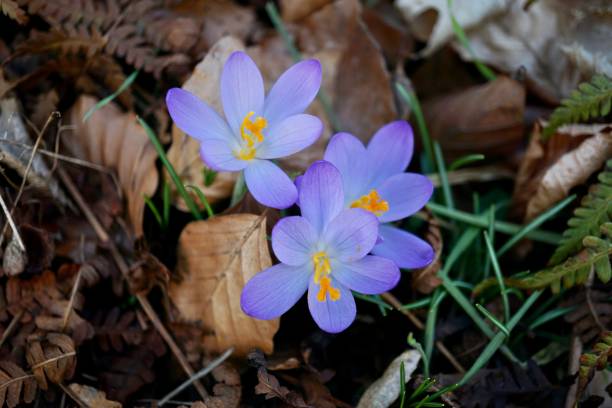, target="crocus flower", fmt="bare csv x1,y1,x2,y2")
166,51,323,209
241,161,400,333
322,121,435,269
